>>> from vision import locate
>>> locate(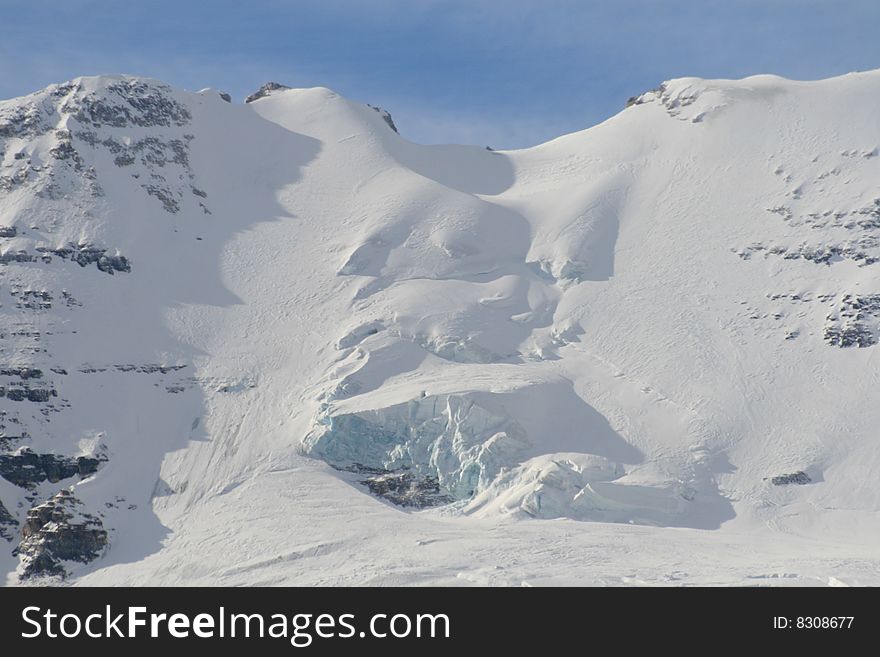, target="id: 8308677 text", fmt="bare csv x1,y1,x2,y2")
773,616,854,629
